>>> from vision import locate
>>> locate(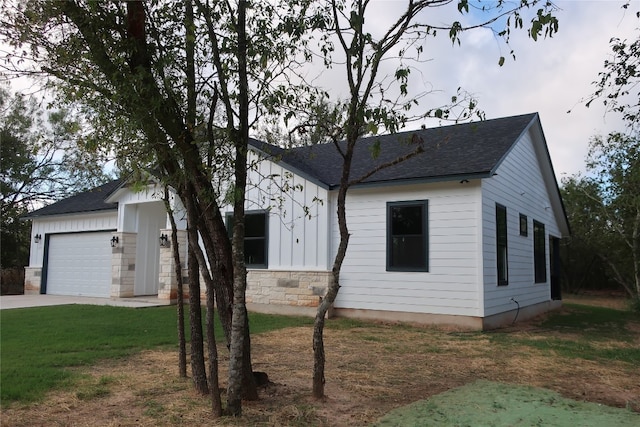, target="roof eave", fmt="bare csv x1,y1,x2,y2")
332,171,492,190
22,207,118,221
